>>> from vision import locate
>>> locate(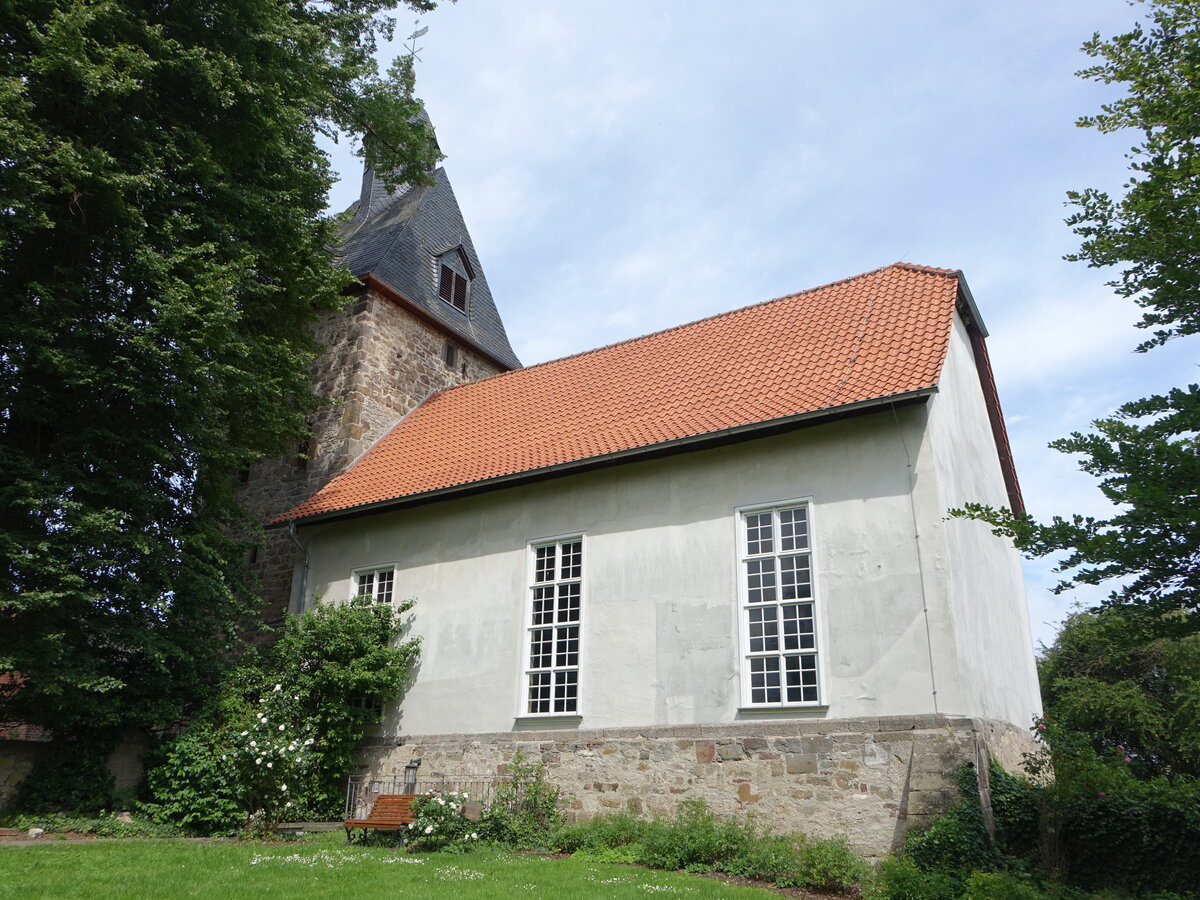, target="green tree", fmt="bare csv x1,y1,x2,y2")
1039,608,1200,778
1067,0,1200,350
955,0,1200,632
0,0,440,805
